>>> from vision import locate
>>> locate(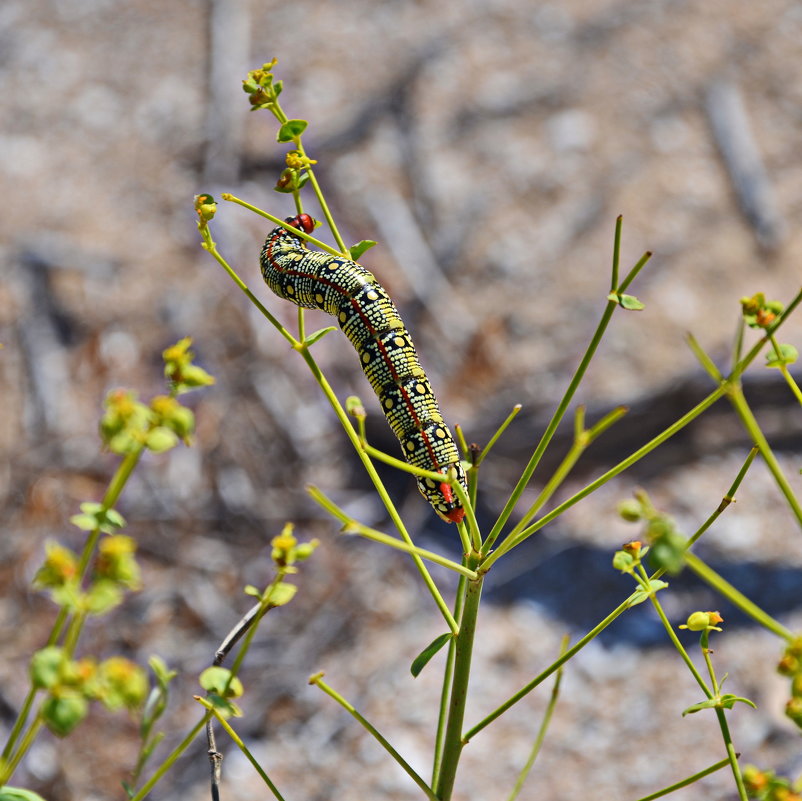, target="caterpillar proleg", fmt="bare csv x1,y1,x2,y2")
260,213,467,523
